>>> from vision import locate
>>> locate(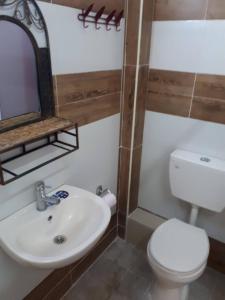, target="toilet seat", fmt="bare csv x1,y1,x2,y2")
148,250,207,285
148,219,209,274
